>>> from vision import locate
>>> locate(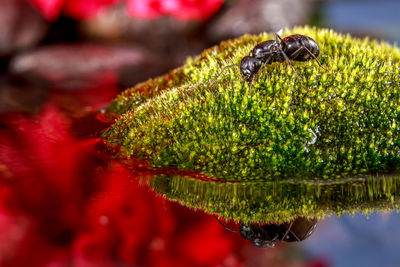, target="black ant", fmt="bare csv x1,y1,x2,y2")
211,33,328,95
214,215,317,248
